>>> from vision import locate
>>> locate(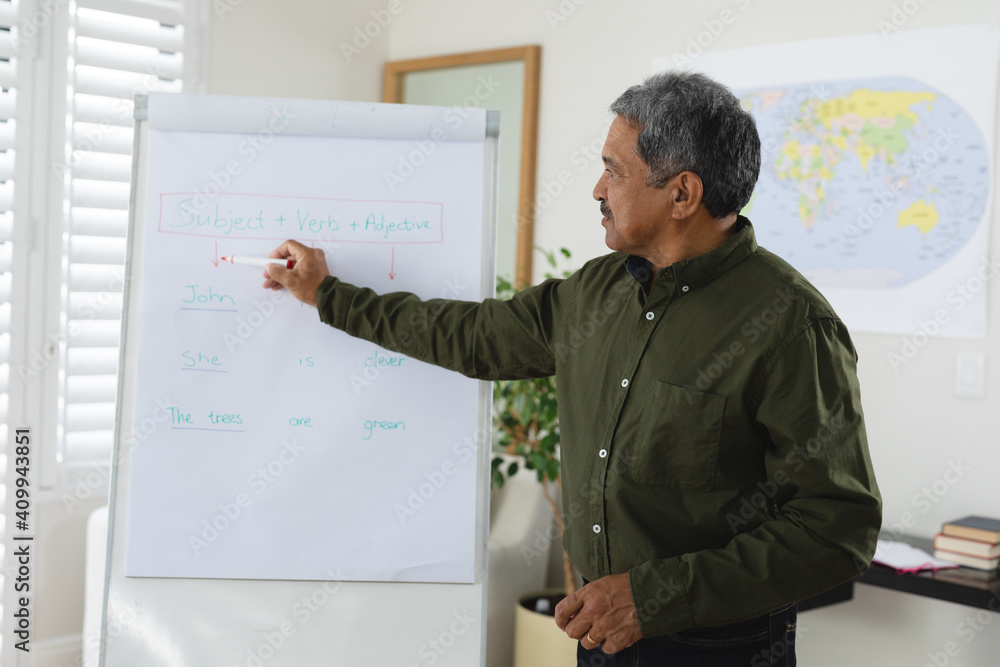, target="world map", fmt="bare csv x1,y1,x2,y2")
737,77,990,288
